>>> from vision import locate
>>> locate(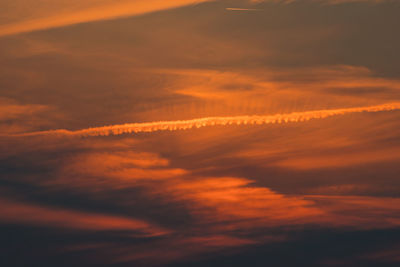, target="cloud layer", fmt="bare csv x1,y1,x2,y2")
0,0,212,36
1,0,400,266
